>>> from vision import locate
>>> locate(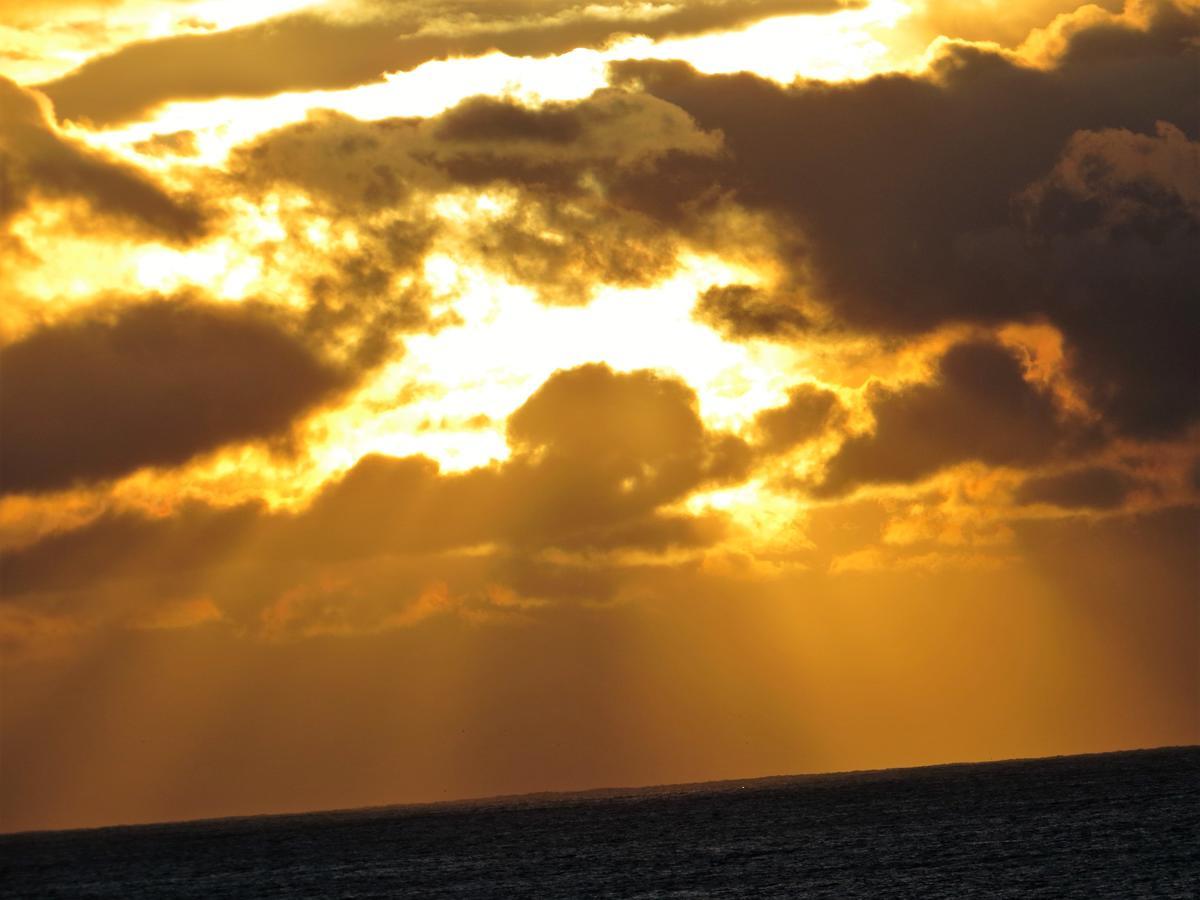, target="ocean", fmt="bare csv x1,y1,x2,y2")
2,746,1197,898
